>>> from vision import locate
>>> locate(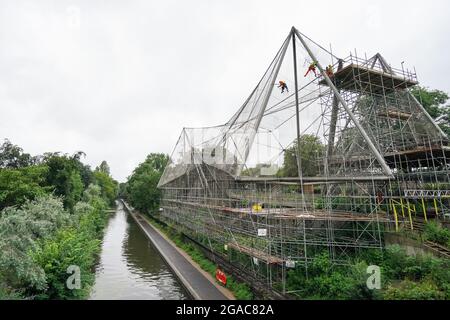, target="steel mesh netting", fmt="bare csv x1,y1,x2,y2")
156,27,450,294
